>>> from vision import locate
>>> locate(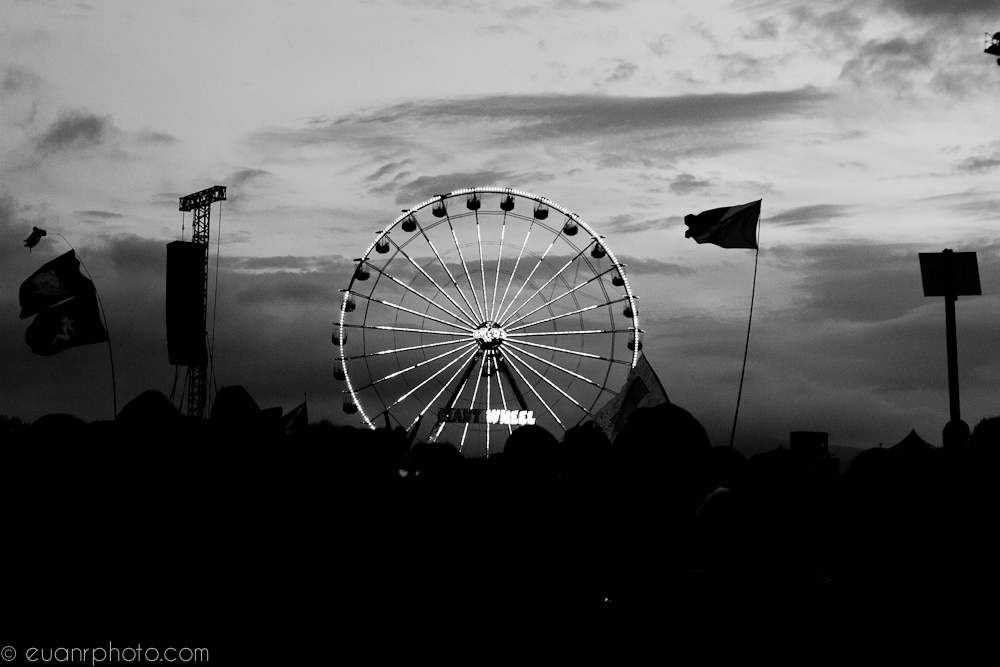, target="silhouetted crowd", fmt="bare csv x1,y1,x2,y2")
3,391,998,649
